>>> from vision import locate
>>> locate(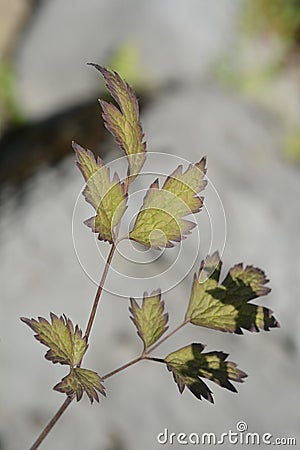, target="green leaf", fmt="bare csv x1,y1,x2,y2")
21,313,88,367
165,343,247,403
89,64,146,181
185,252,280,334
129,158,207,249
129,289,168,350
53,368,106,403
73,141,127,243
